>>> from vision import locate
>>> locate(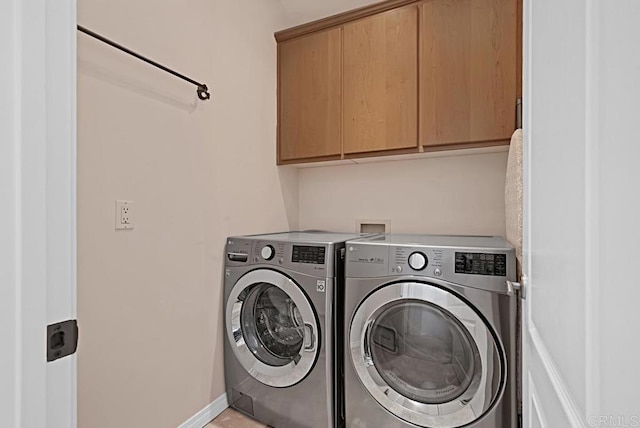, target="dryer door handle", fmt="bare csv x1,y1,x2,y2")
304,323,316,352
363,320,374,367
